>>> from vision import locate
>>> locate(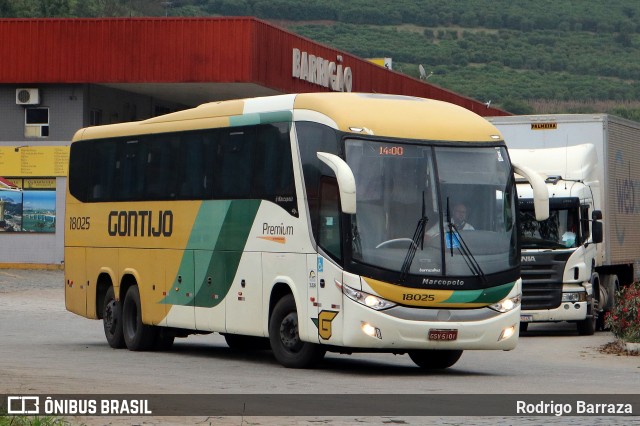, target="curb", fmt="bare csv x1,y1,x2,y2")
0,263,64,270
